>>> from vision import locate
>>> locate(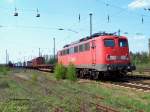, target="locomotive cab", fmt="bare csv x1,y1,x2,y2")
102,36,135,72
